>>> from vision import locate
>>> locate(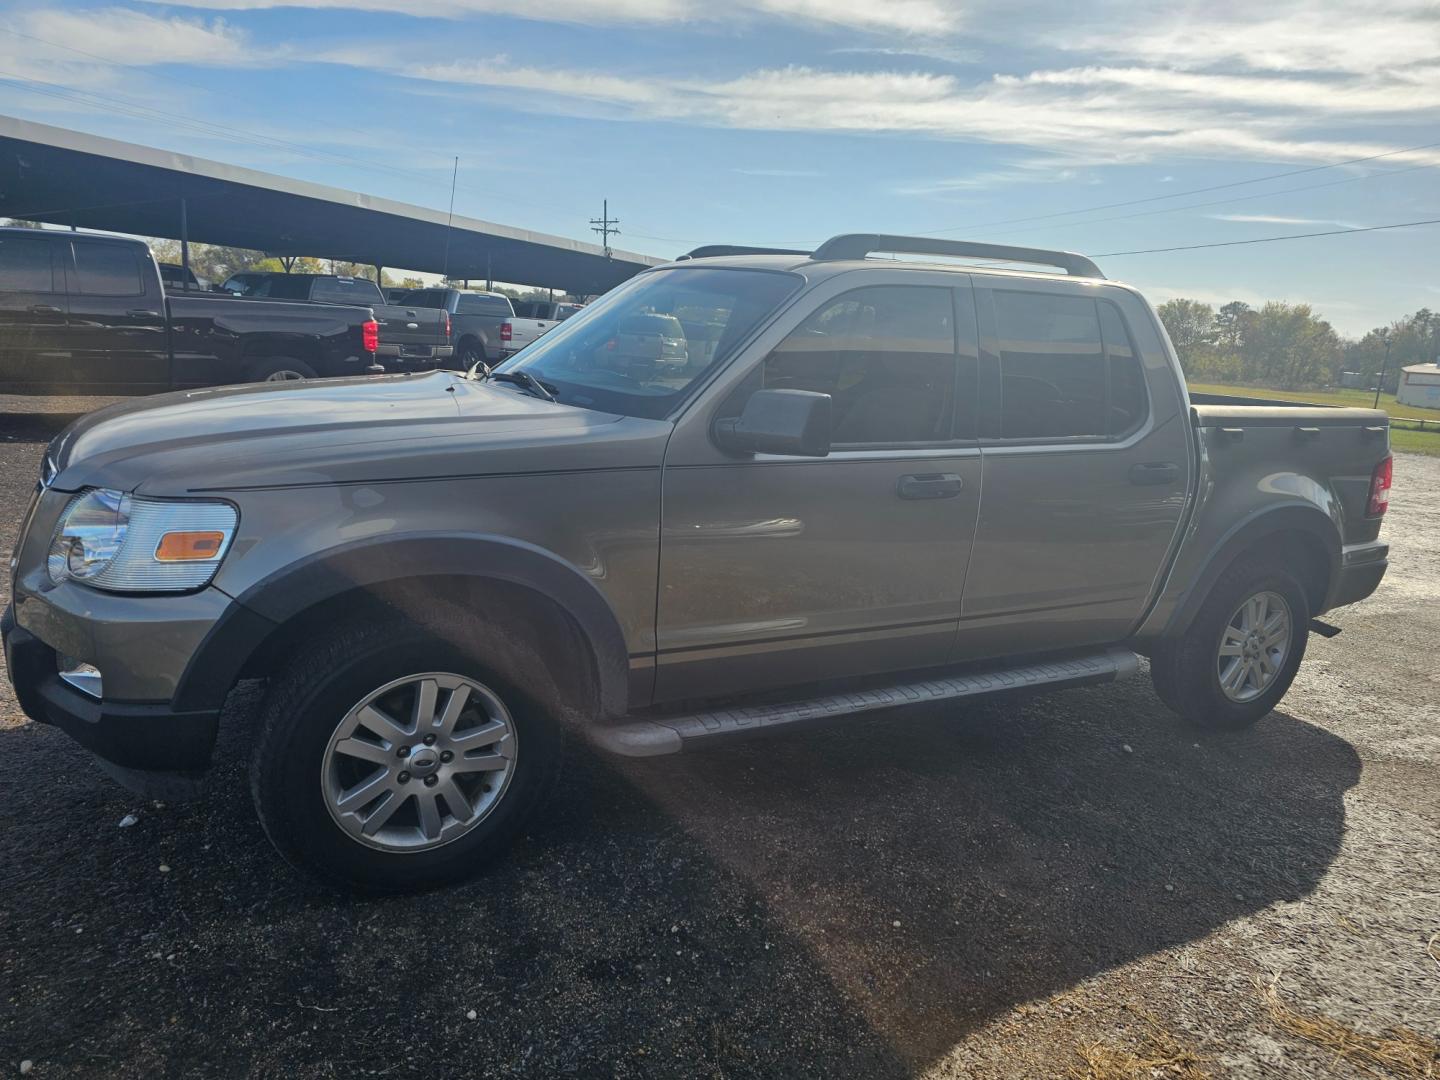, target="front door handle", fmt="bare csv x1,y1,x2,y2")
898,472,965,499
27,304,62,315
1130,462,1179,486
